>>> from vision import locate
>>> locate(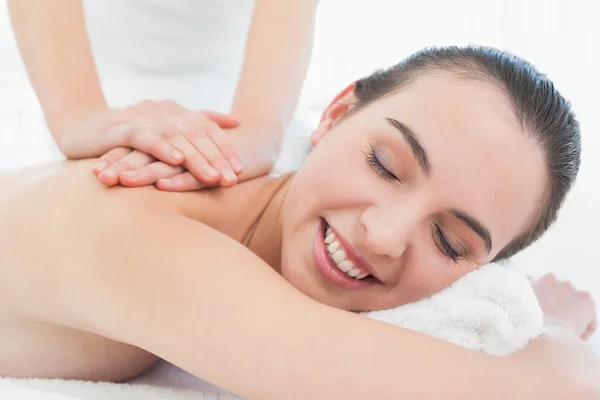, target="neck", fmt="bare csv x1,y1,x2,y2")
243,173,294,274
